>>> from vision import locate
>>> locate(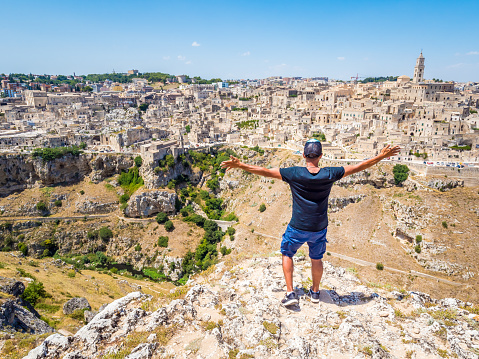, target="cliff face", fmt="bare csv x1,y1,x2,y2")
0,153,133,197
23,257,479,359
